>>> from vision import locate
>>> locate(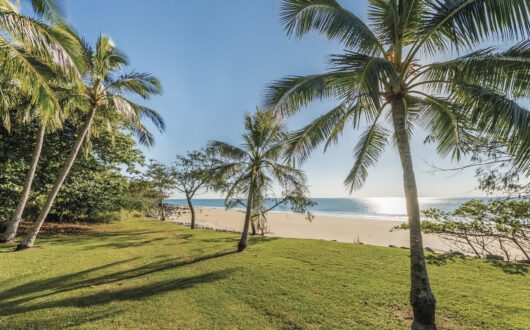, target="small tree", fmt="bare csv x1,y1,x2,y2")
144,161,176,221
173,150,219,229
